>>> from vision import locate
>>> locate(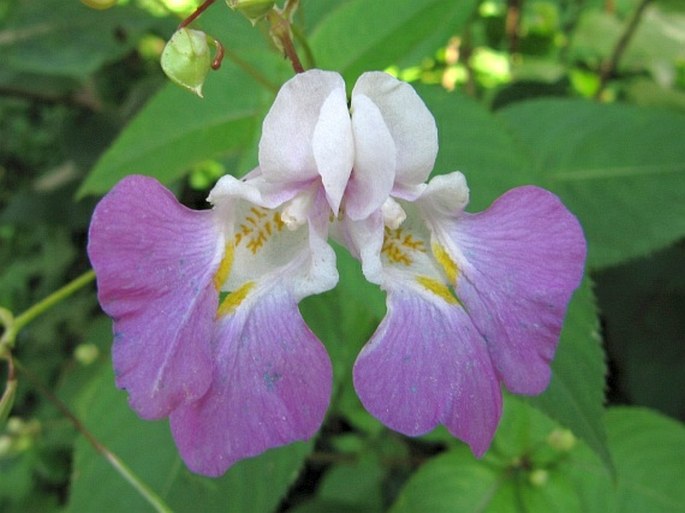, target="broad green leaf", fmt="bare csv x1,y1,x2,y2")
78,62,268,196
389,446,503,513
0,0,164,79
309,0,478,83
419,88,610,468
568,407,685,513
417,87,536,210
498,99,685,268
68,363,314,513
527,278,611,473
